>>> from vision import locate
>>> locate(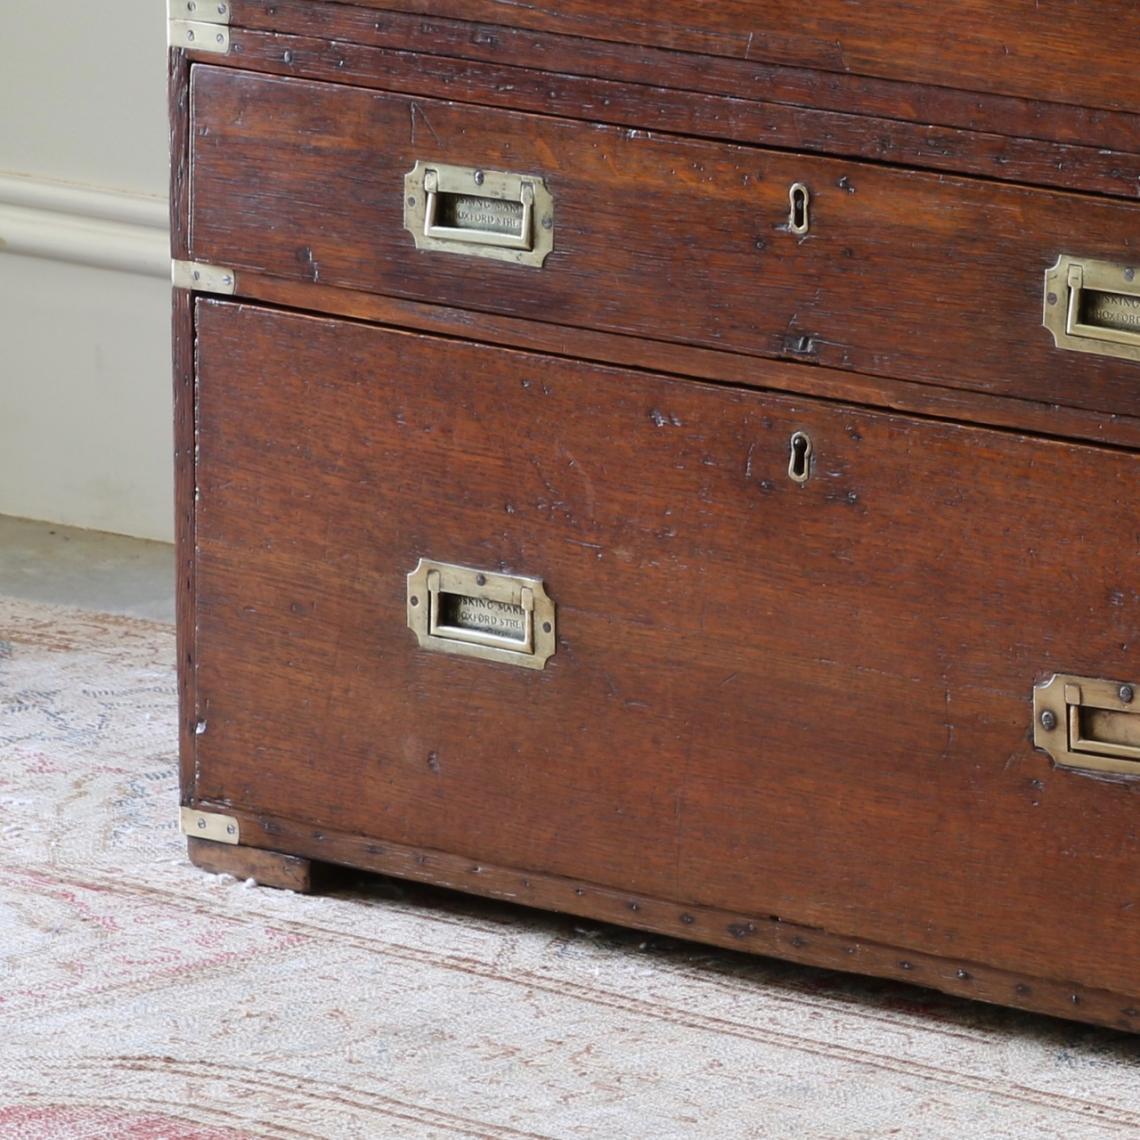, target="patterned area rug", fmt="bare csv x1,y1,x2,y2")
1,597,1139,1139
